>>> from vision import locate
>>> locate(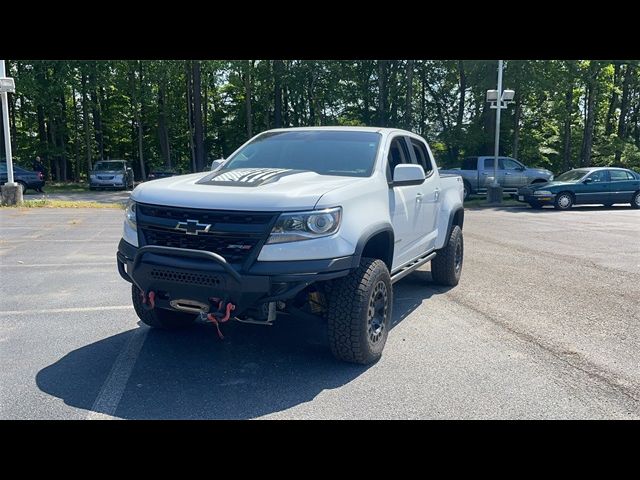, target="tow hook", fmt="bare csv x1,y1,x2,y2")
200,300,236,339
140,290,156,310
